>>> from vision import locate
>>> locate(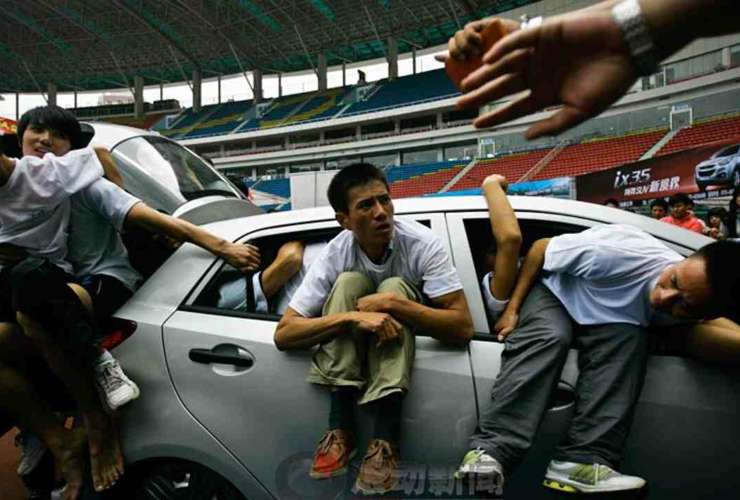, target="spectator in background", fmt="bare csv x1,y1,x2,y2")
727,186,740,240
442,0,740,138
604,198,619,209
660,193,704,234
650,199,668,220
705,207,728,240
